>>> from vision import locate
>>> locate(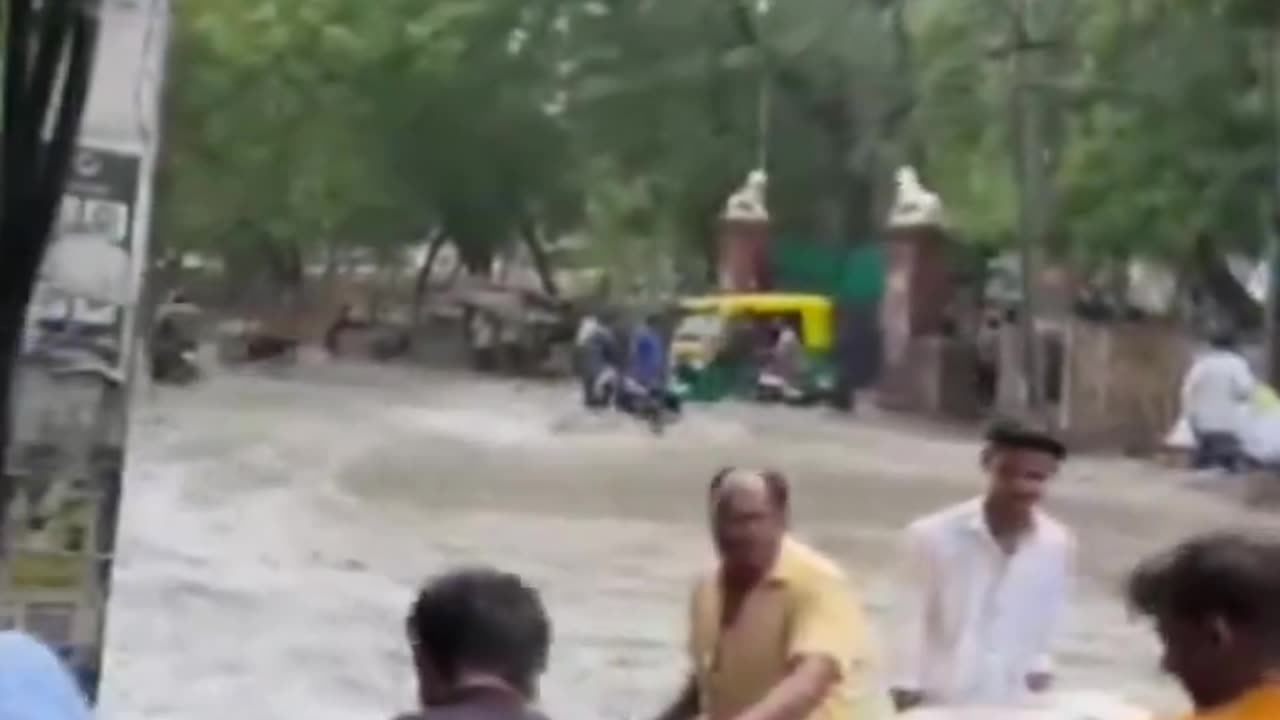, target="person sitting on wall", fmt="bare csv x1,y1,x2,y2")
1180,330,1255,473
